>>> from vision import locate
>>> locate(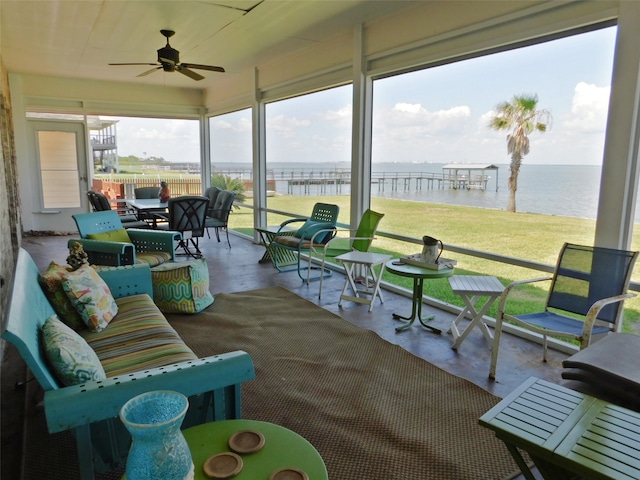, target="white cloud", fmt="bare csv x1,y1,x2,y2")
322,105,352,121
372,103,473,156
214,119,233,130
110,117,200,162
266,114,311,138
394,103,422,114
214,116,252,133
561,82,610,134
384,103,472,133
